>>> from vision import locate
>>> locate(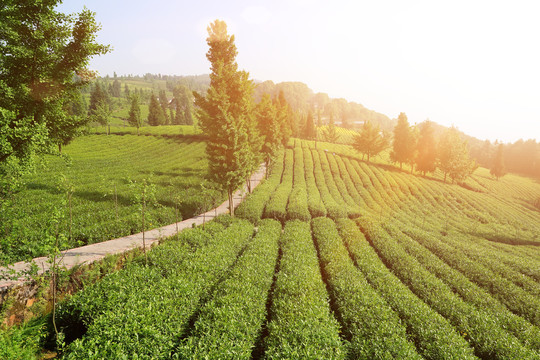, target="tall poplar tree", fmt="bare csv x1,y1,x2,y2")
274,91,292,145
194,20,254,215
391,112,416,170
256,94,282,169
415,120,437,175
